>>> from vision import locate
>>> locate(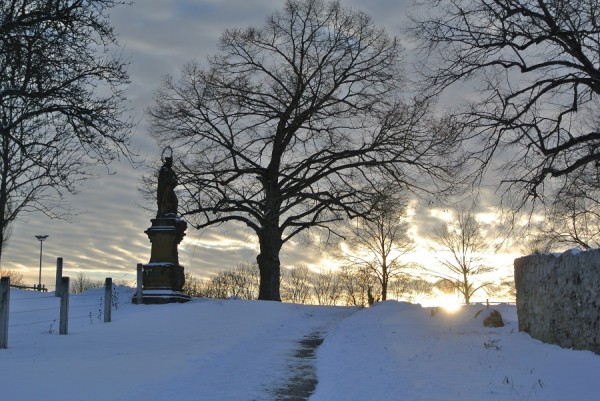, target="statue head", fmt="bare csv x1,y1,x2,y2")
161,146,174,168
